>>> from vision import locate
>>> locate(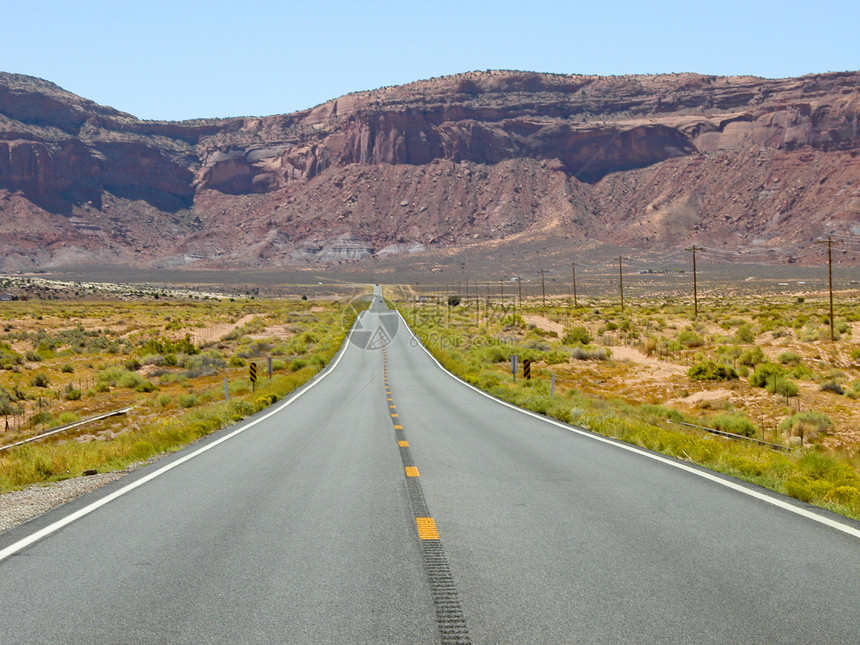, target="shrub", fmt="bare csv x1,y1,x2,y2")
785,364,814,380
766,377,798,397
158,394,172,407
711,413,758,437
543,350,569,365
687,360,738,381
779,411,833,440
290,358,308,372
98,367,144,389
677,330,705,348
178,393,199,408
135,381,157,393
30,411,53,426
229,355,246,367
562,326,592,345
749,363,784,388
738,346,765,367
478,345,511,363
570,346,610,361
31,373,50,387
228,399,255,419
25,350,42,362
60,364,75,373
64,387,82,401
735,324,756,343
124,358,142,371
778,351,802,365
820,380,845,395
